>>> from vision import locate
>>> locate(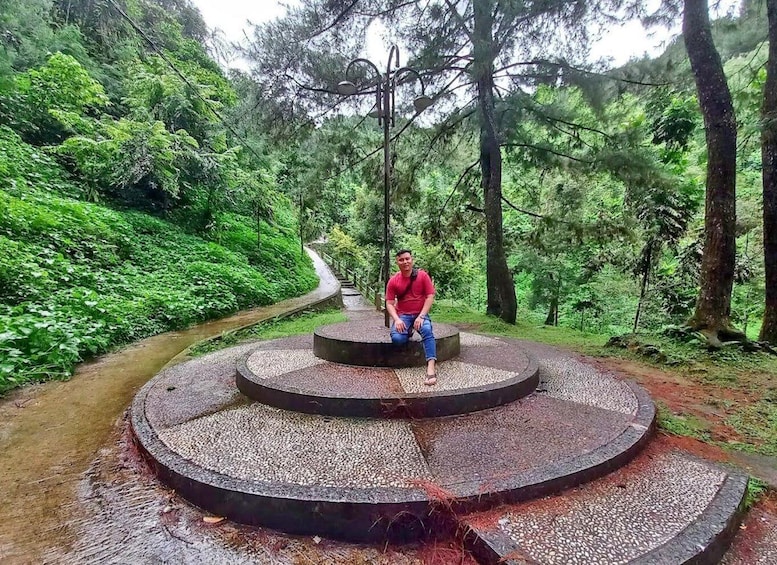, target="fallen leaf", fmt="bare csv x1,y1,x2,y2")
203,516,225,524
